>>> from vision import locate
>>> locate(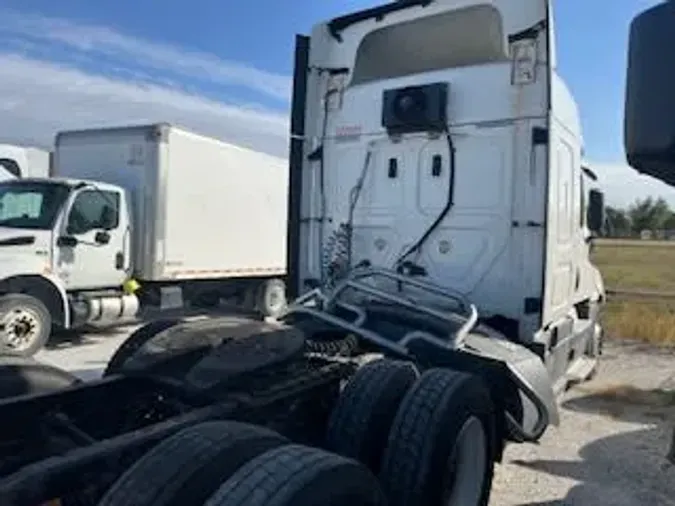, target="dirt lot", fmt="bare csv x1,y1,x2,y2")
35,323,675,506
492,340,675,506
